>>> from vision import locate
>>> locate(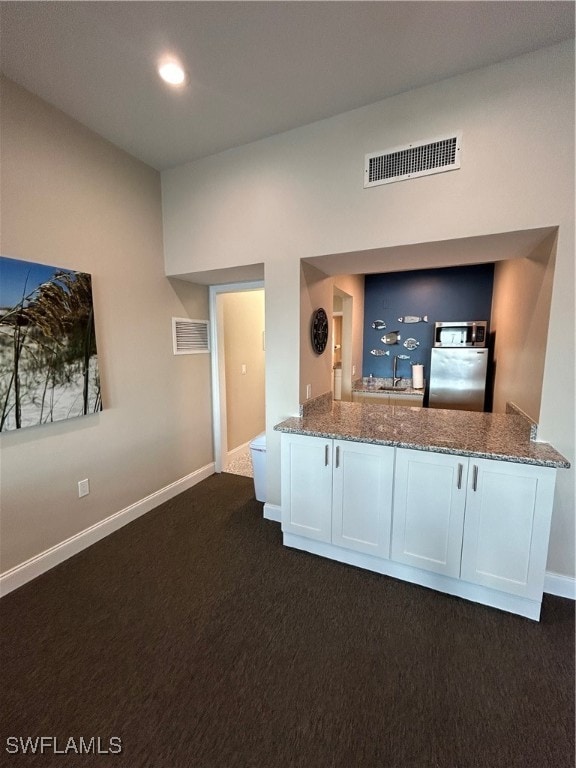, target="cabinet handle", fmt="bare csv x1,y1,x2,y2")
457,463,463,489
472,464,478,492
325,444,329,466
335,445,340,468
